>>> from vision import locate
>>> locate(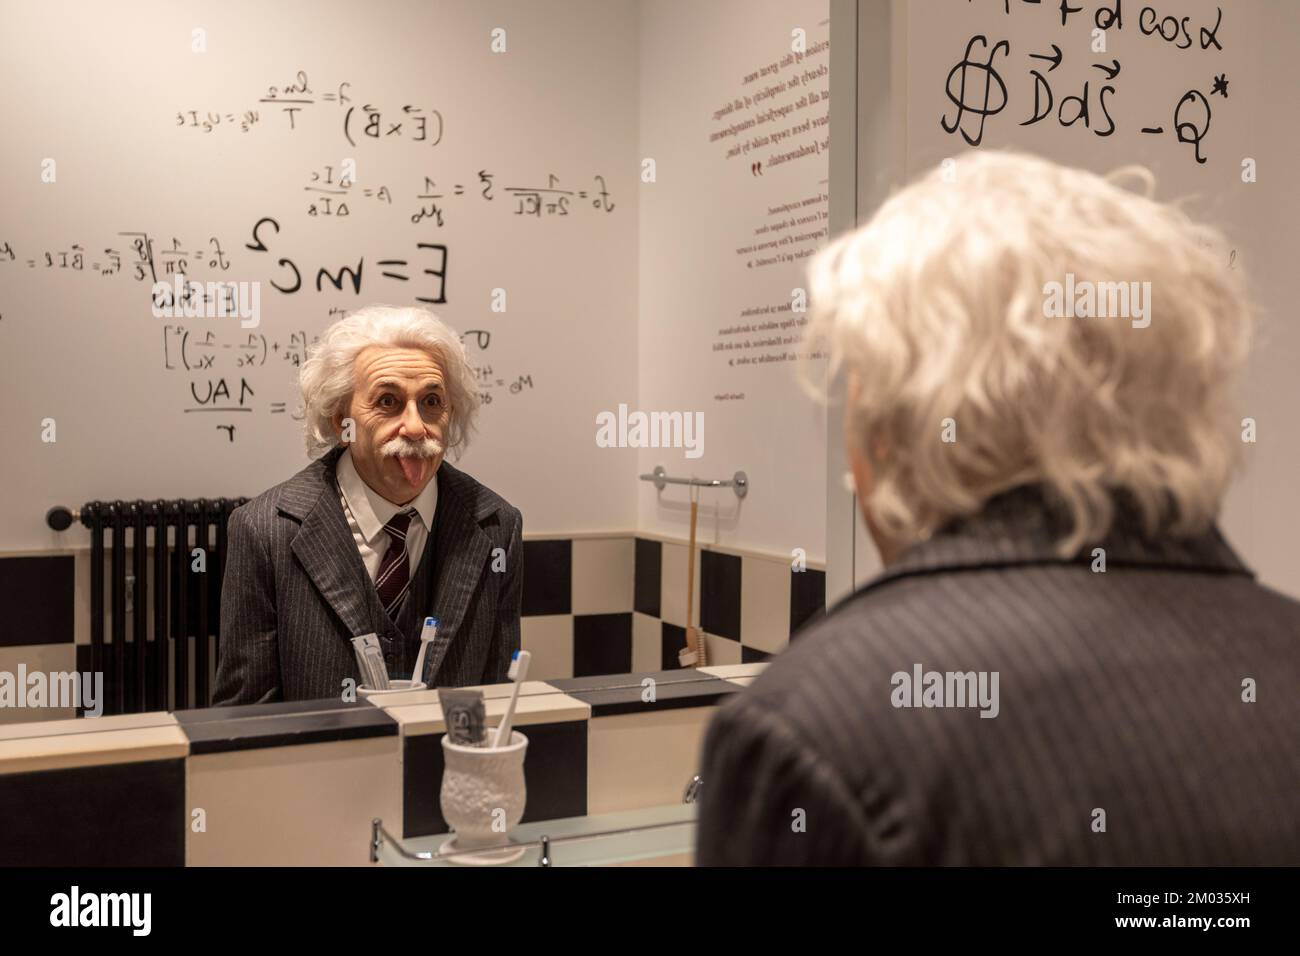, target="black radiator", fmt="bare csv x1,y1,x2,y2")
51,499,248,716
